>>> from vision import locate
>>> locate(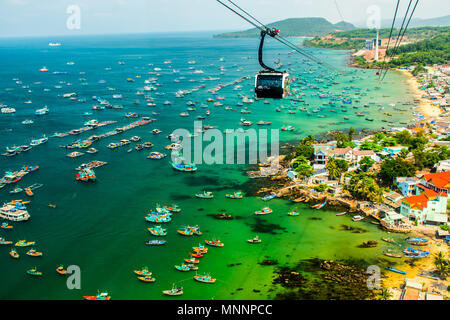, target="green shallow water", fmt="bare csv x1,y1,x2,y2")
0,33,414,299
